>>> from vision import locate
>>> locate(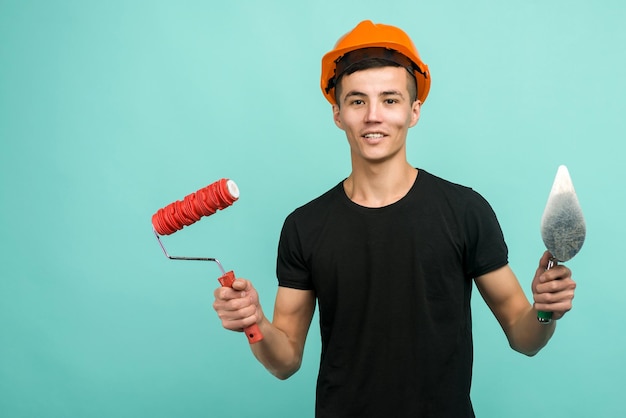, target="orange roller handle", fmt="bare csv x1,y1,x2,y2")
218,271,264,344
